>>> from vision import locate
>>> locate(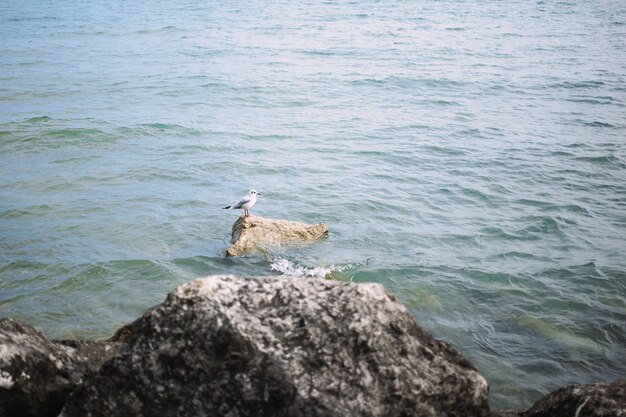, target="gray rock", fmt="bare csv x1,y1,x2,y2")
522,379,626,417
0,318,119,417
226,215,328,256
61,275,490,417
